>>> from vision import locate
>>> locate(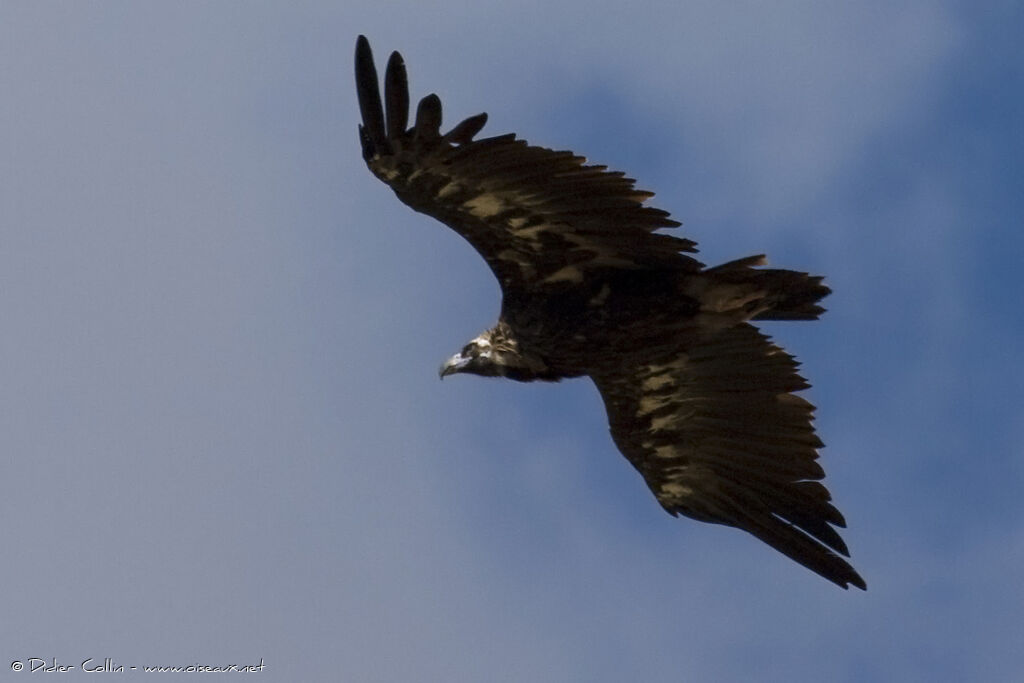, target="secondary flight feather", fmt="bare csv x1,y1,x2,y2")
354,35,865,590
